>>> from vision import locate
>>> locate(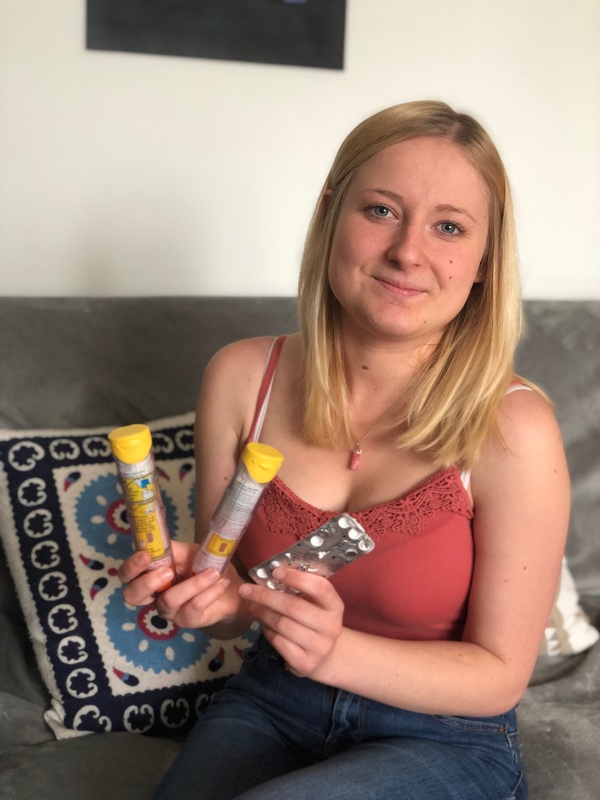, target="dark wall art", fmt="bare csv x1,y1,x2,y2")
86,1,346,70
